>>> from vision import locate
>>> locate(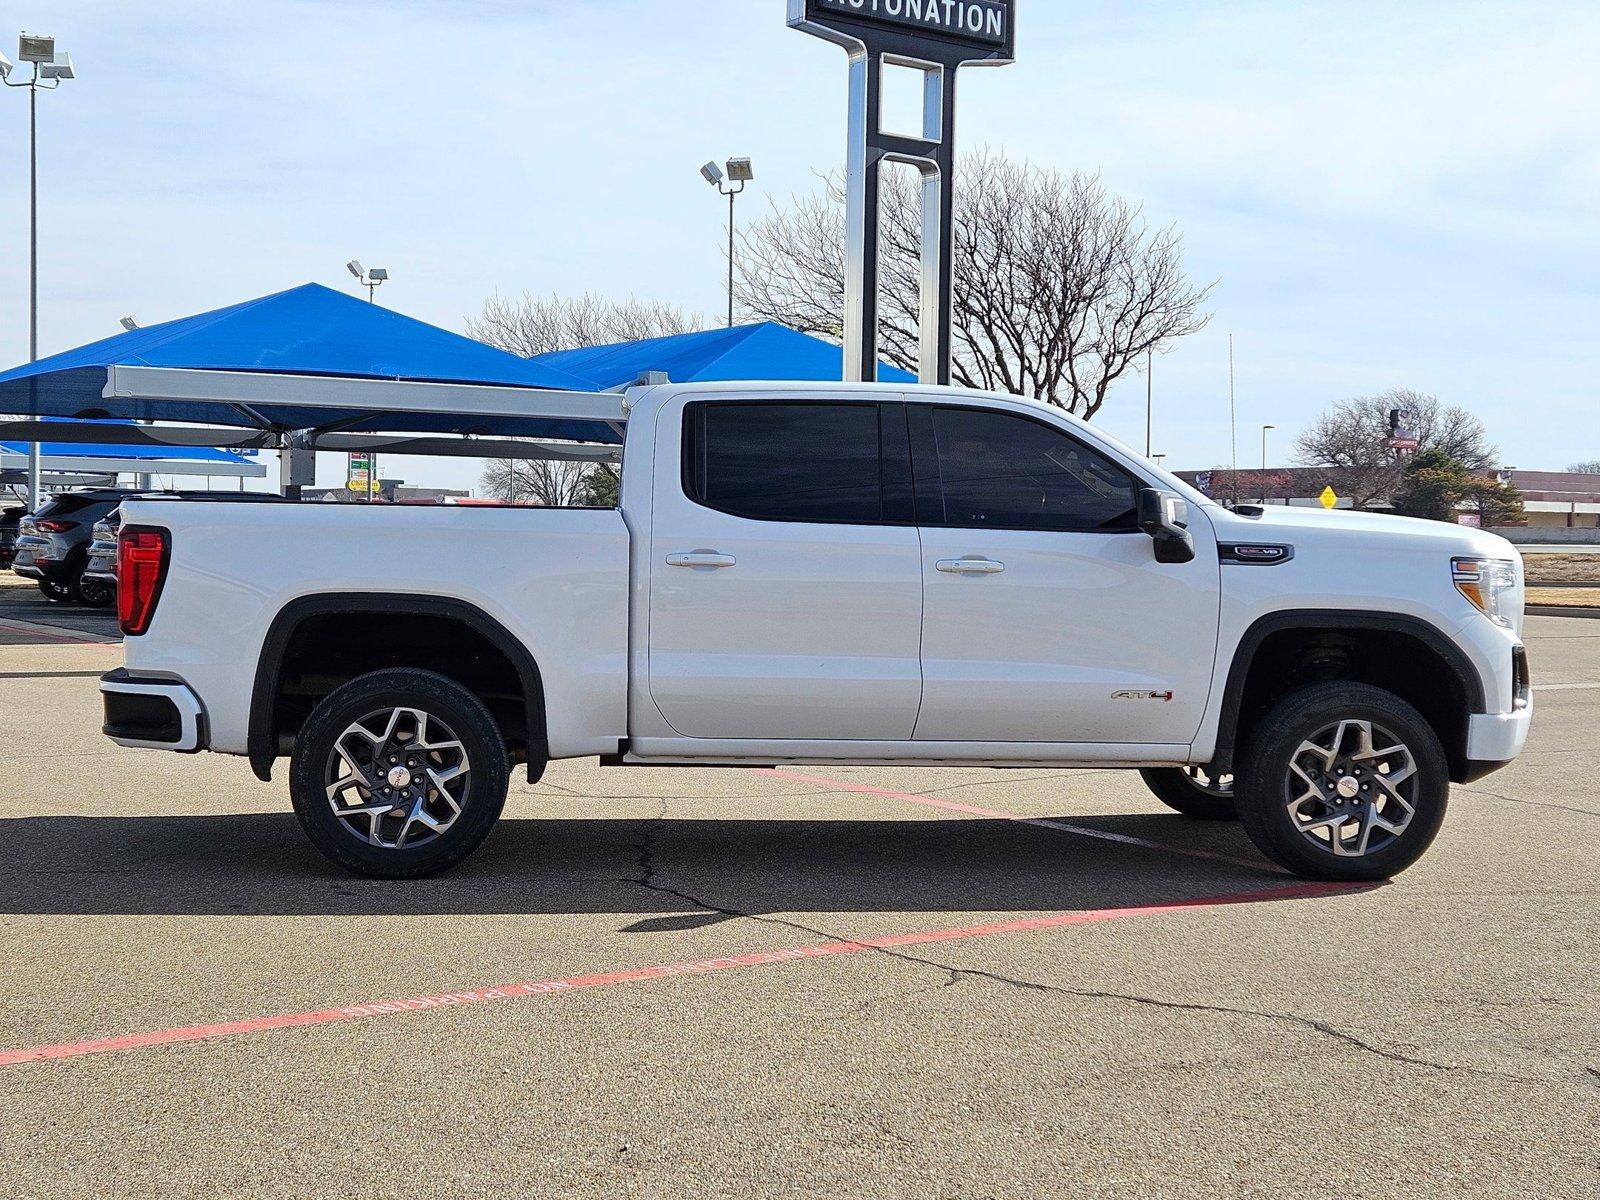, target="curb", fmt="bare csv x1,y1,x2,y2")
1528,606,1600,620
